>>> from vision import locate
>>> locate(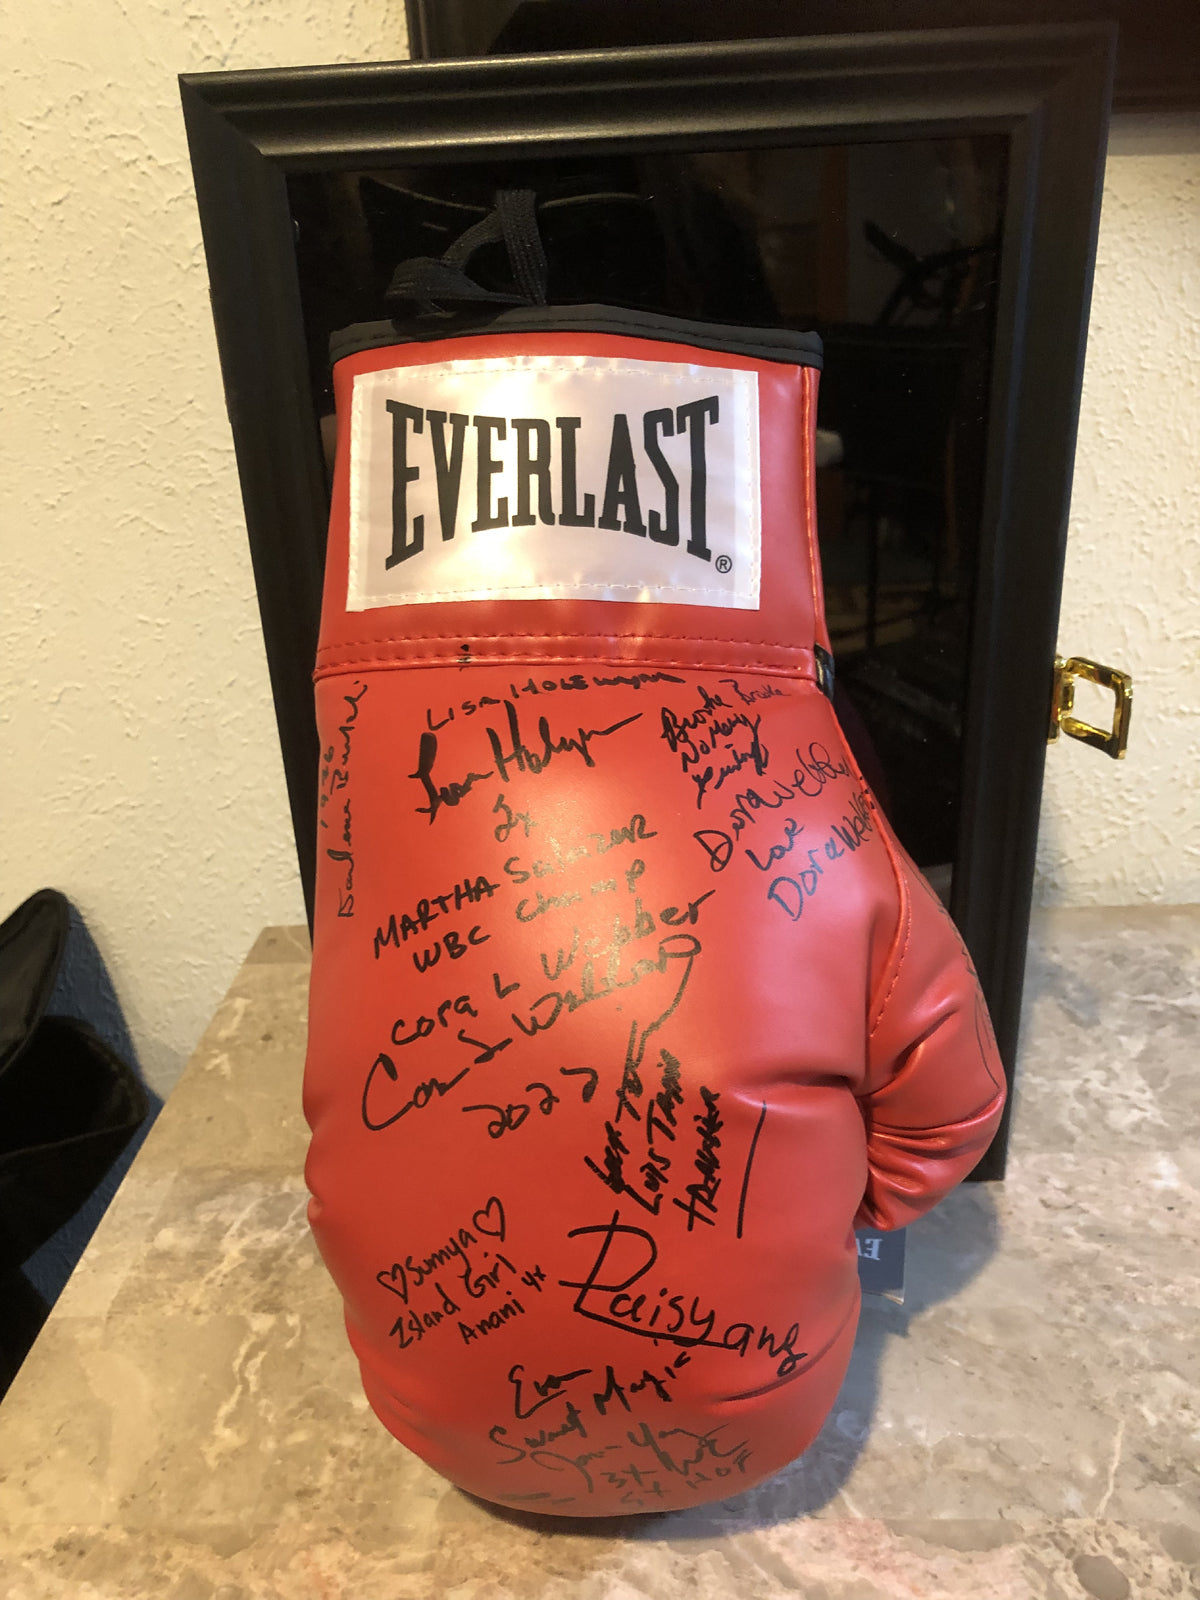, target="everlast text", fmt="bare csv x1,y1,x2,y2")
384,399,721,569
